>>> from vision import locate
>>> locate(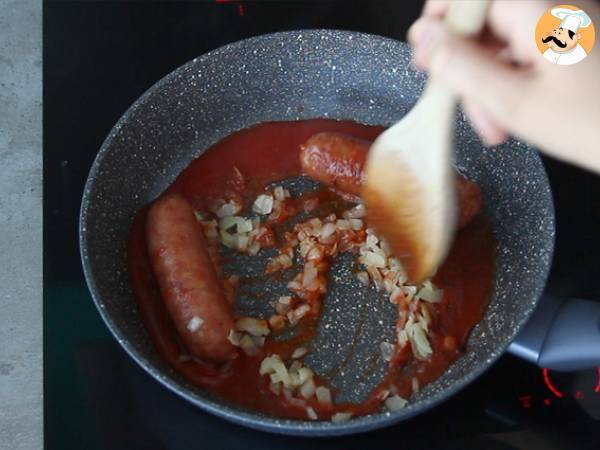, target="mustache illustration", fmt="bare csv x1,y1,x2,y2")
542,35,567,48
